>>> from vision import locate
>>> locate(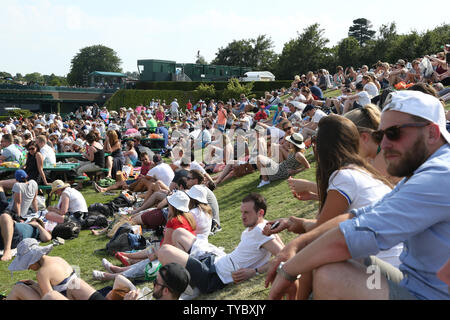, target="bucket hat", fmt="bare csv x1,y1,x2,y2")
167,191,190,212
186,185,208,204
8,238,53,273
